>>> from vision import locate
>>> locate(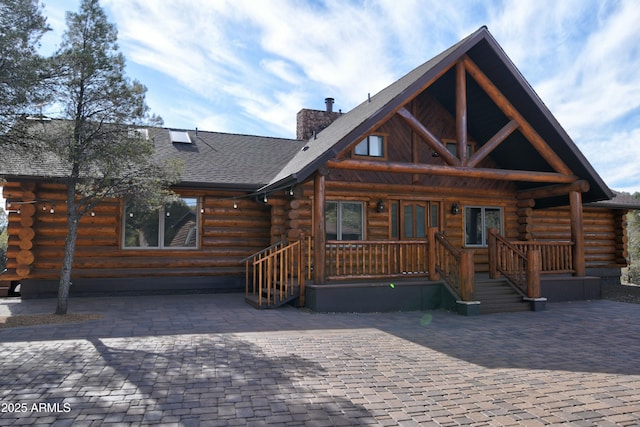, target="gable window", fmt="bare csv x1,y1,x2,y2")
464,206,502,247
445,141,473,158
326,201,363,240
124,197,199,249
354,135,385,158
